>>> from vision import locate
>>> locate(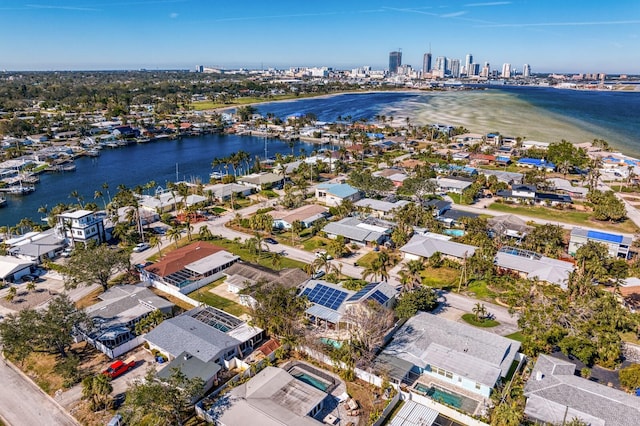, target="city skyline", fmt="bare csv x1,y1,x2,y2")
1,0,639,73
